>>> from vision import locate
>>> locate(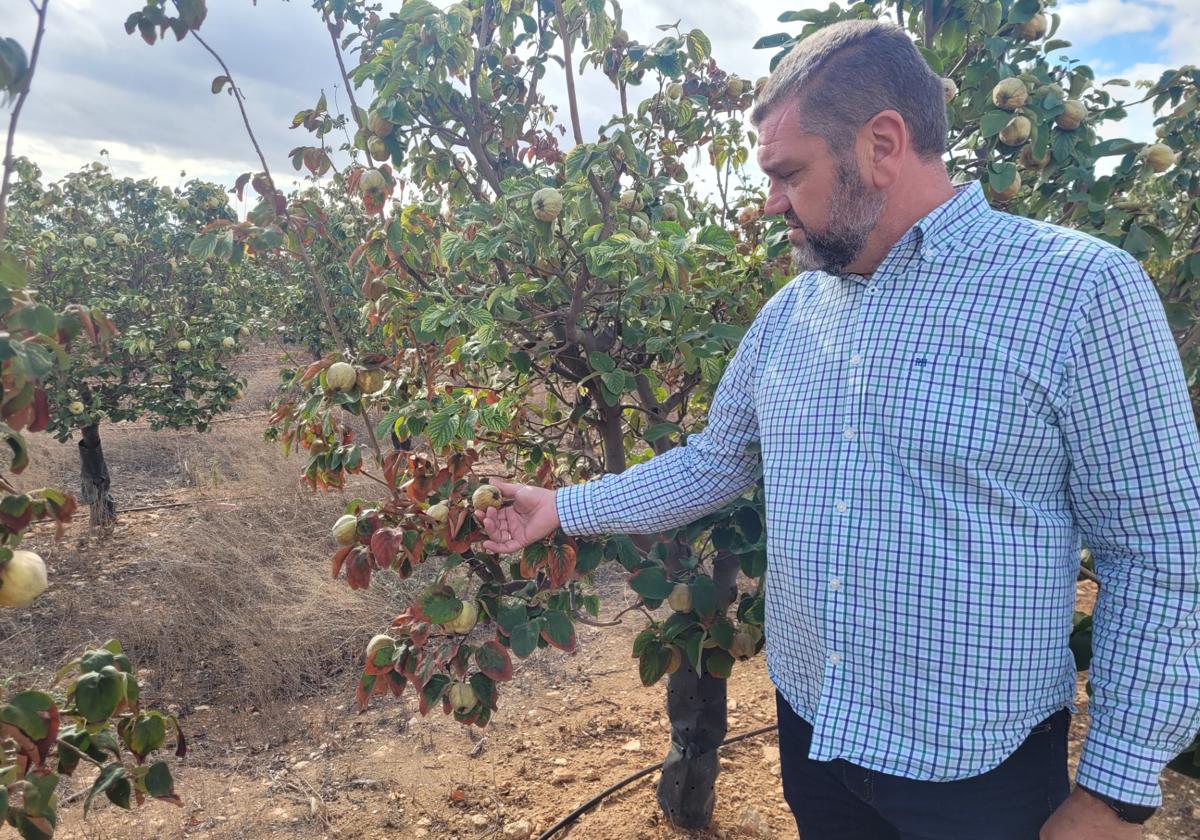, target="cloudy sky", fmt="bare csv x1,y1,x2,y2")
5,0,1196,208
